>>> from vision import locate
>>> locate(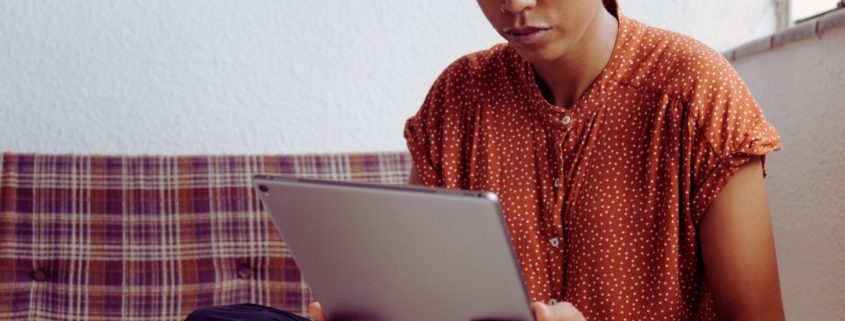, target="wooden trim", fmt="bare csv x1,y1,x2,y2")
724,7,845,62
